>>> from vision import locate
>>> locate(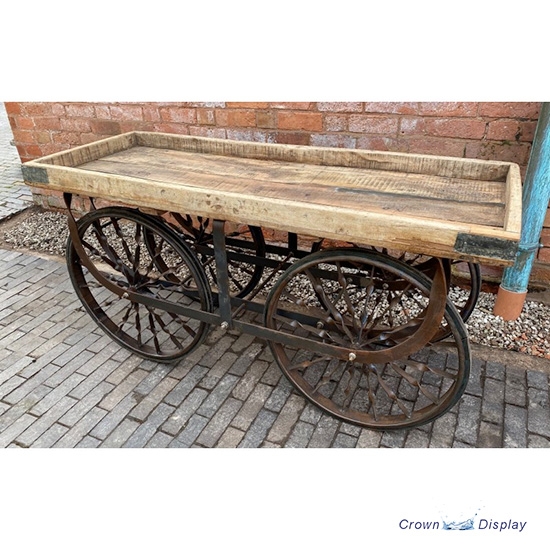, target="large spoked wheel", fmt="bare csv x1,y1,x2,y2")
264,249,470,430
311,241,481,330
168,214,266,299
67,207,213,362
